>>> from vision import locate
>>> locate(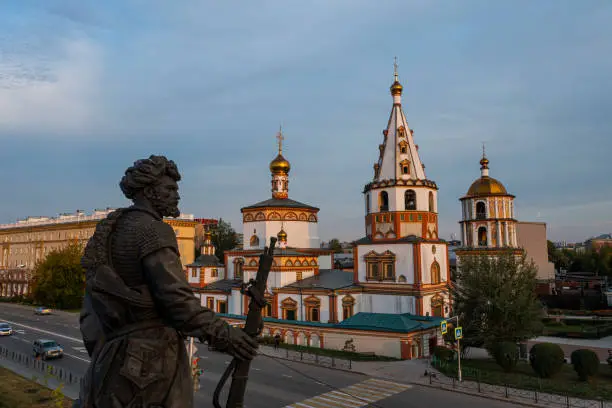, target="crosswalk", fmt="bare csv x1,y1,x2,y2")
284,378,411,408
